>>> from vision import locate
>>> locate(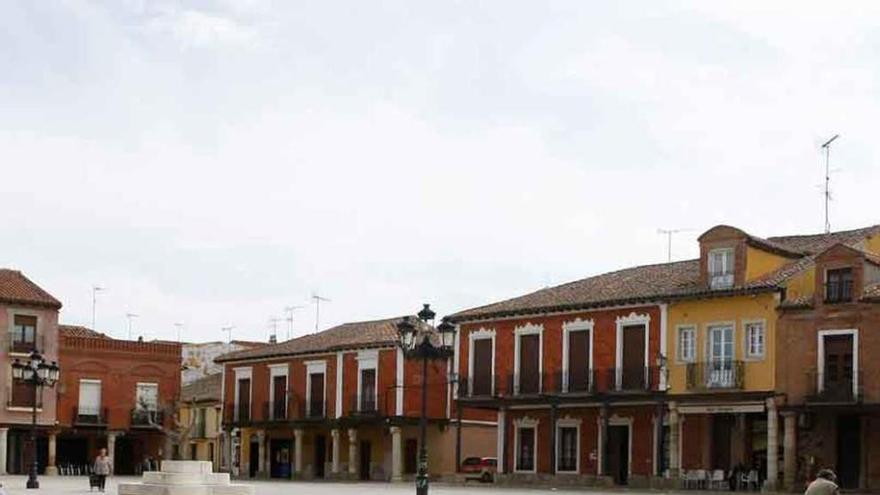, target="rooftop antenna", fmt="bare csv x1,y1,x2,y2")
657,228,694,262
311,293,331,332
284,305,304,340
174,322,184,343
91,286,105,331
821,134,840,234
125,312,139,340
221,325,235,343
268,317,281,342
